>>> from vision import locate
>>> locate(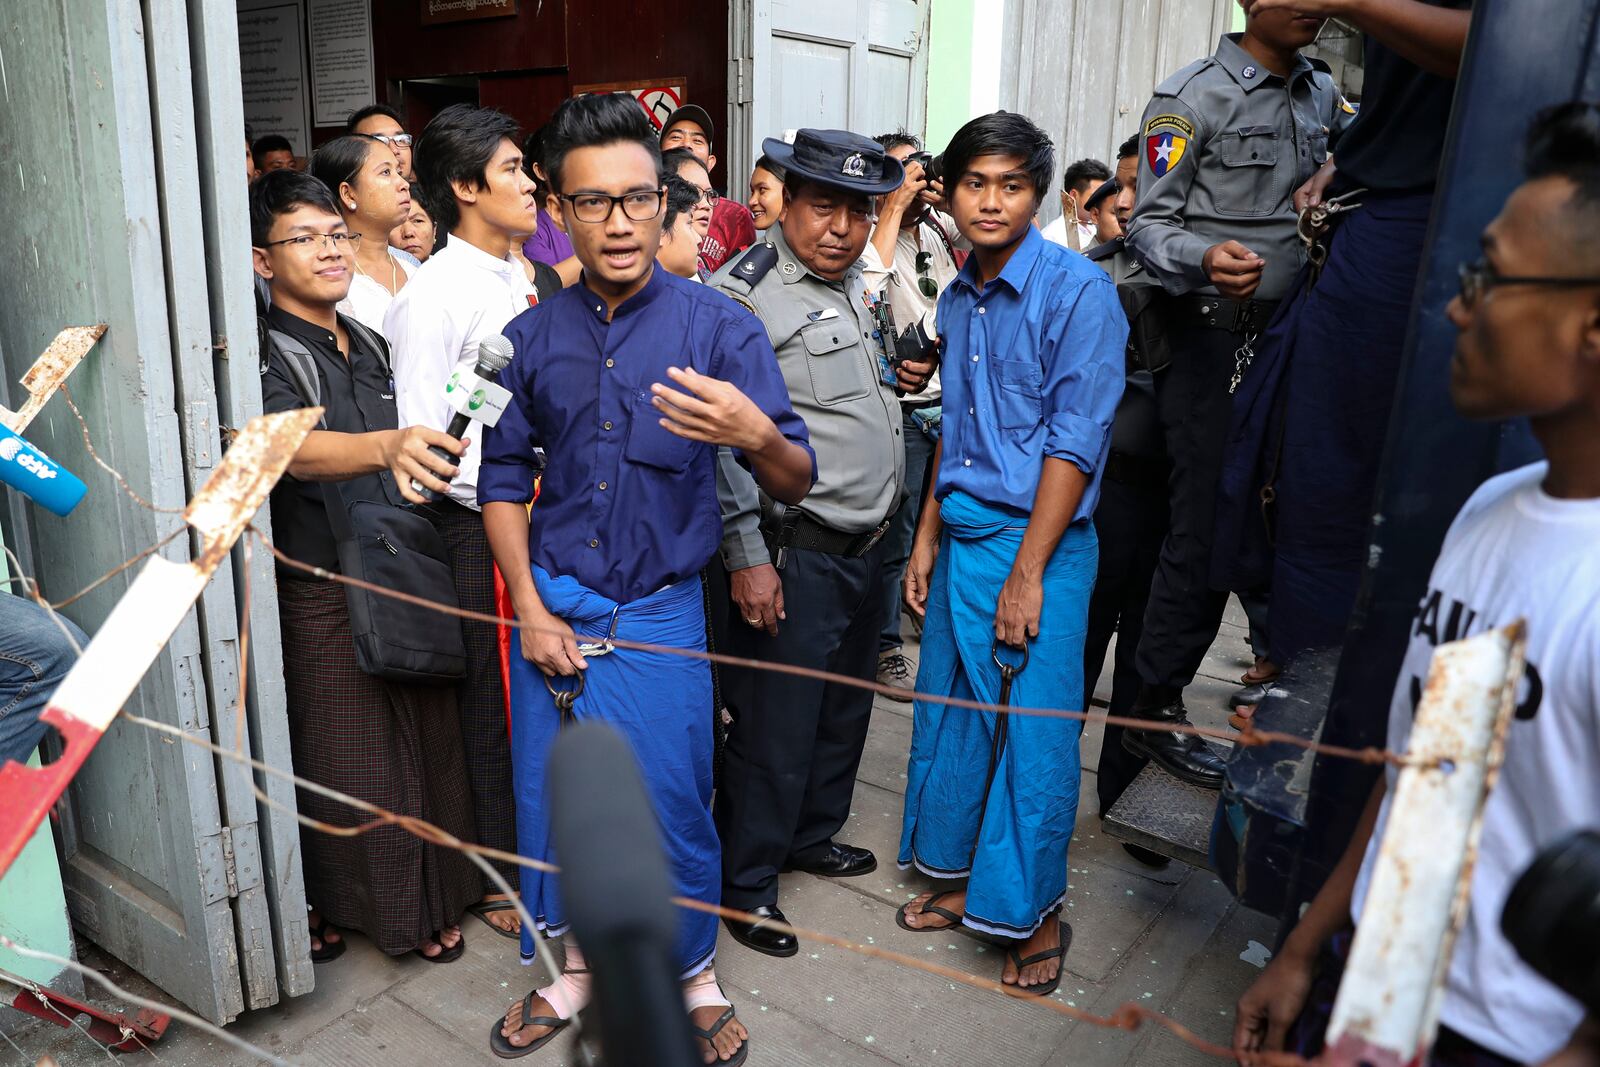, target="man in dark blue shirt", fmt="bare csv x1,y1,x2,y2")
479,94,812,1065
894,113,1125,999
